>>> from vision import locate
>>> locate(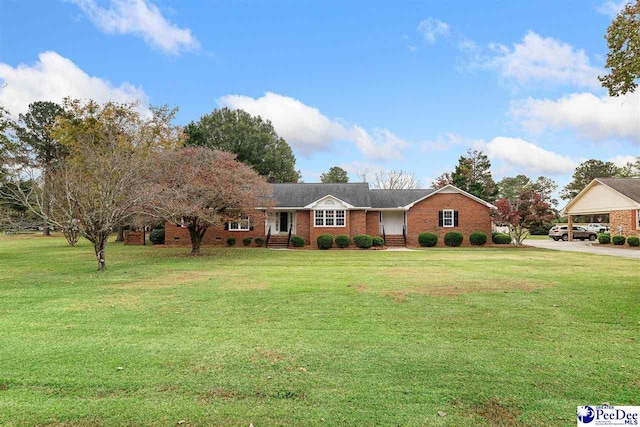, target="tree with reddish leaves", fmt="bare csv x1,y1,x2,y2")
146,147,273,255
492,189,555,246
431,172,453,189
